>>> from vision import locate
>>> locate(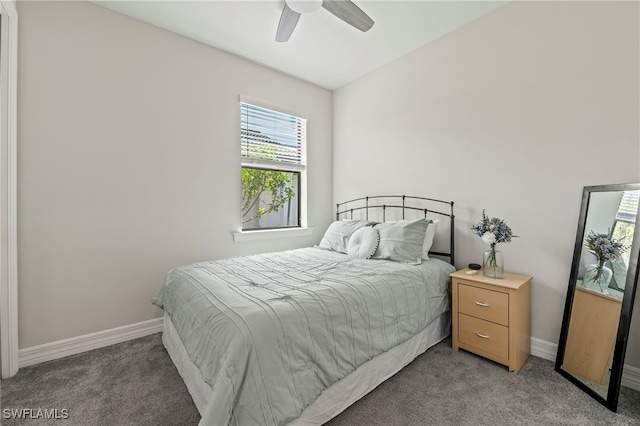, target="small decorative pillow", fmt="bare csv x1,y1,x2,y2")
347,227,380,259
422,219,439,260
318,220,373,253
